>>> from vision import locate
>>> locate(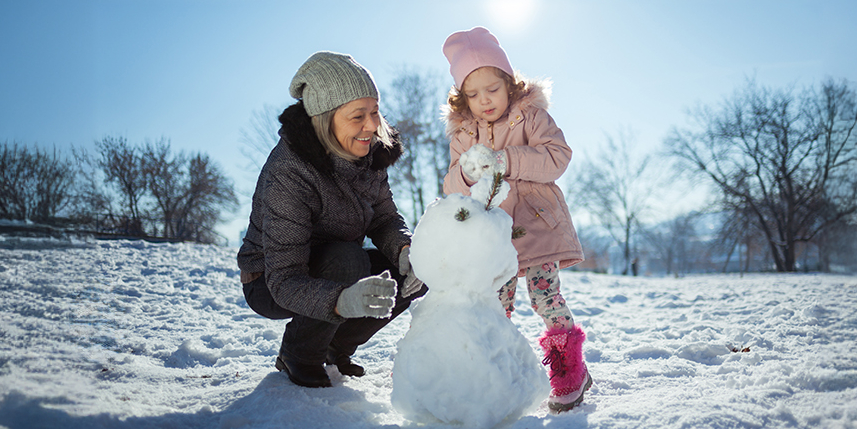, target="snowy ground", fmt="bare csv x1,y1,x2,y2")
0,236,855,429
